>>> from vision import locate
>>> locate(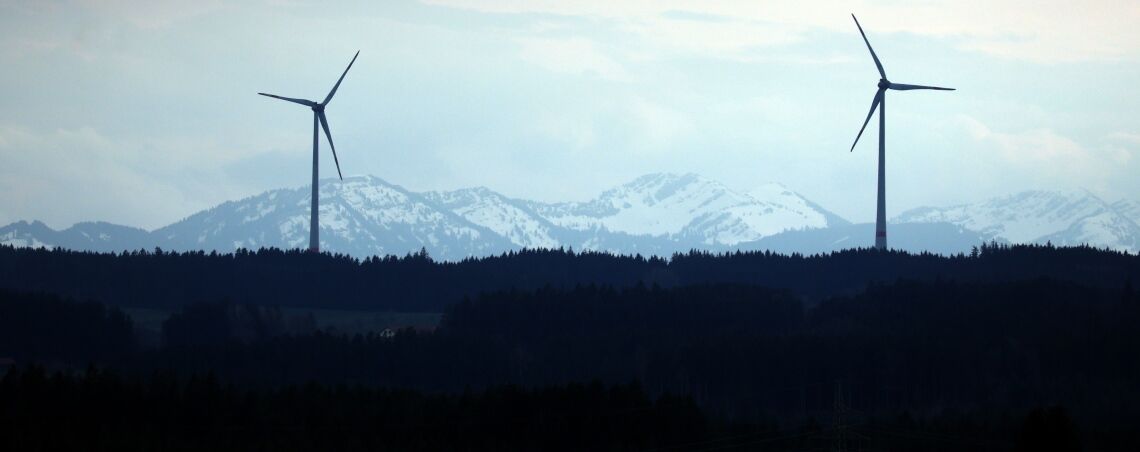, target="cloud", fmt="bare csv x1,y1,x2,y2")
425,0,812,61
1104,132,1139,165
1,0,238,62
422,0,1140,63
952,115,1136,194
626,14,804,61
517,37,631,81
963,123,1134,170
0,123,271,229
534,113,597,150
73,0,232,30
625,97,695,152
660,10,731,23
958,115,1088,164
0,124,168,228
1108,132,1140,146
